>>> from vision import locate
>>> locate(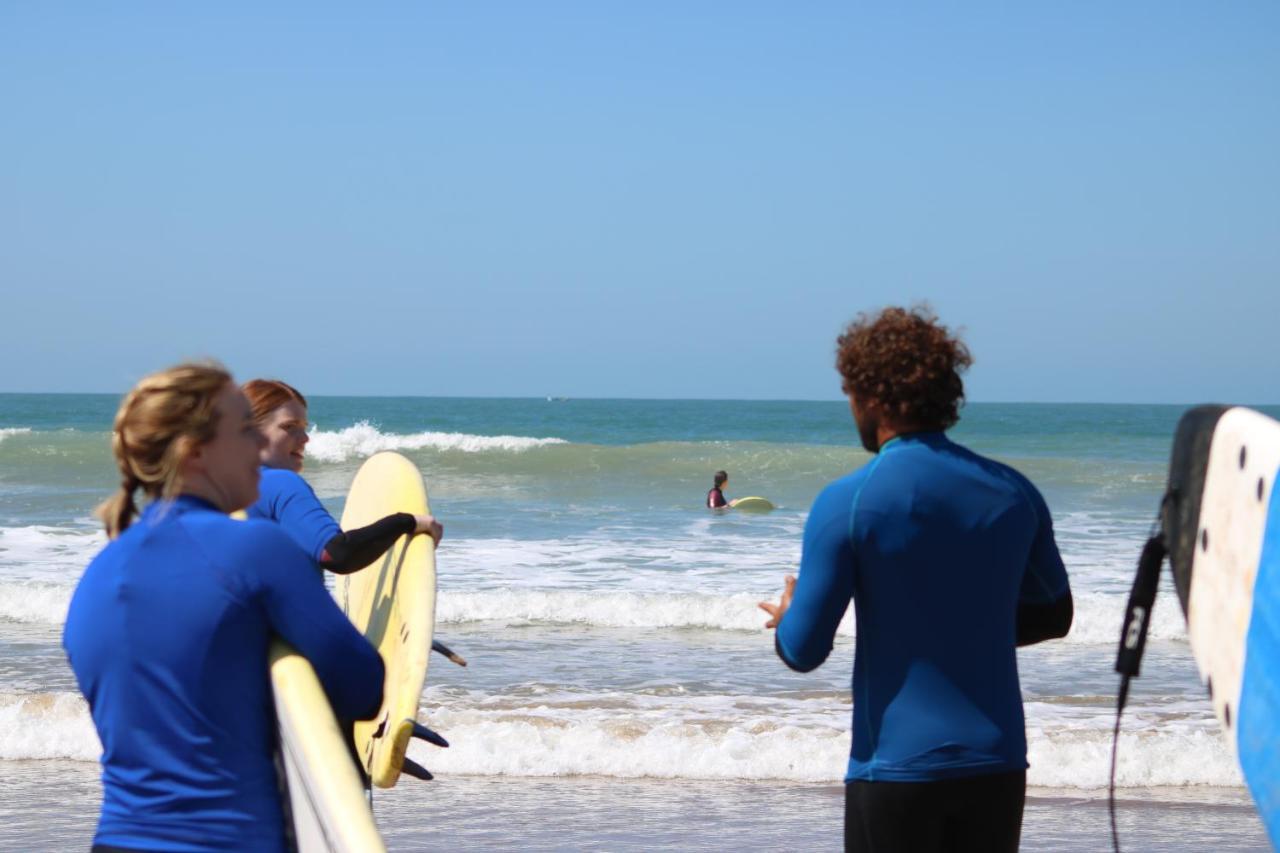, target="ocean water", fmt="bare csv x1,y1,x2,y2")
1,395,1276,850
